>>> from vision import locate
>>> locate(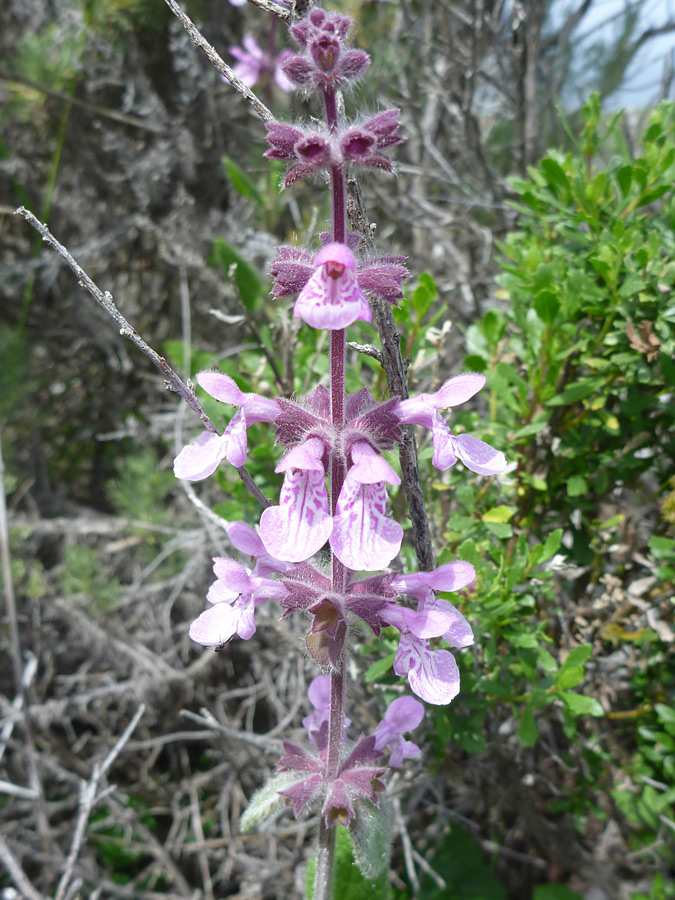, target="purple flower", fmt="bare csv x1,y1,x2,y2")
189,558,288,646
330,442,403,571
227,35,294,91
372,696,424,767
393,635,461,705
173,372,279,480
302,675,351,750
271,238,408,306
265,111,403,188
395,374,507,475
281,8,370,92
293,243,372,331
260,437,333,562
378,562,476,705
226,521,294,577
